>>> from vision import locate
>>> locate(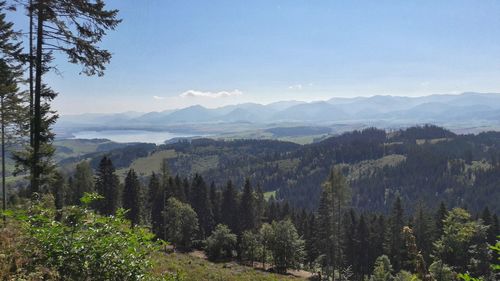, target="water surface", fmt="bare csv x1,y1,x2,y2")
71,130,197,144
